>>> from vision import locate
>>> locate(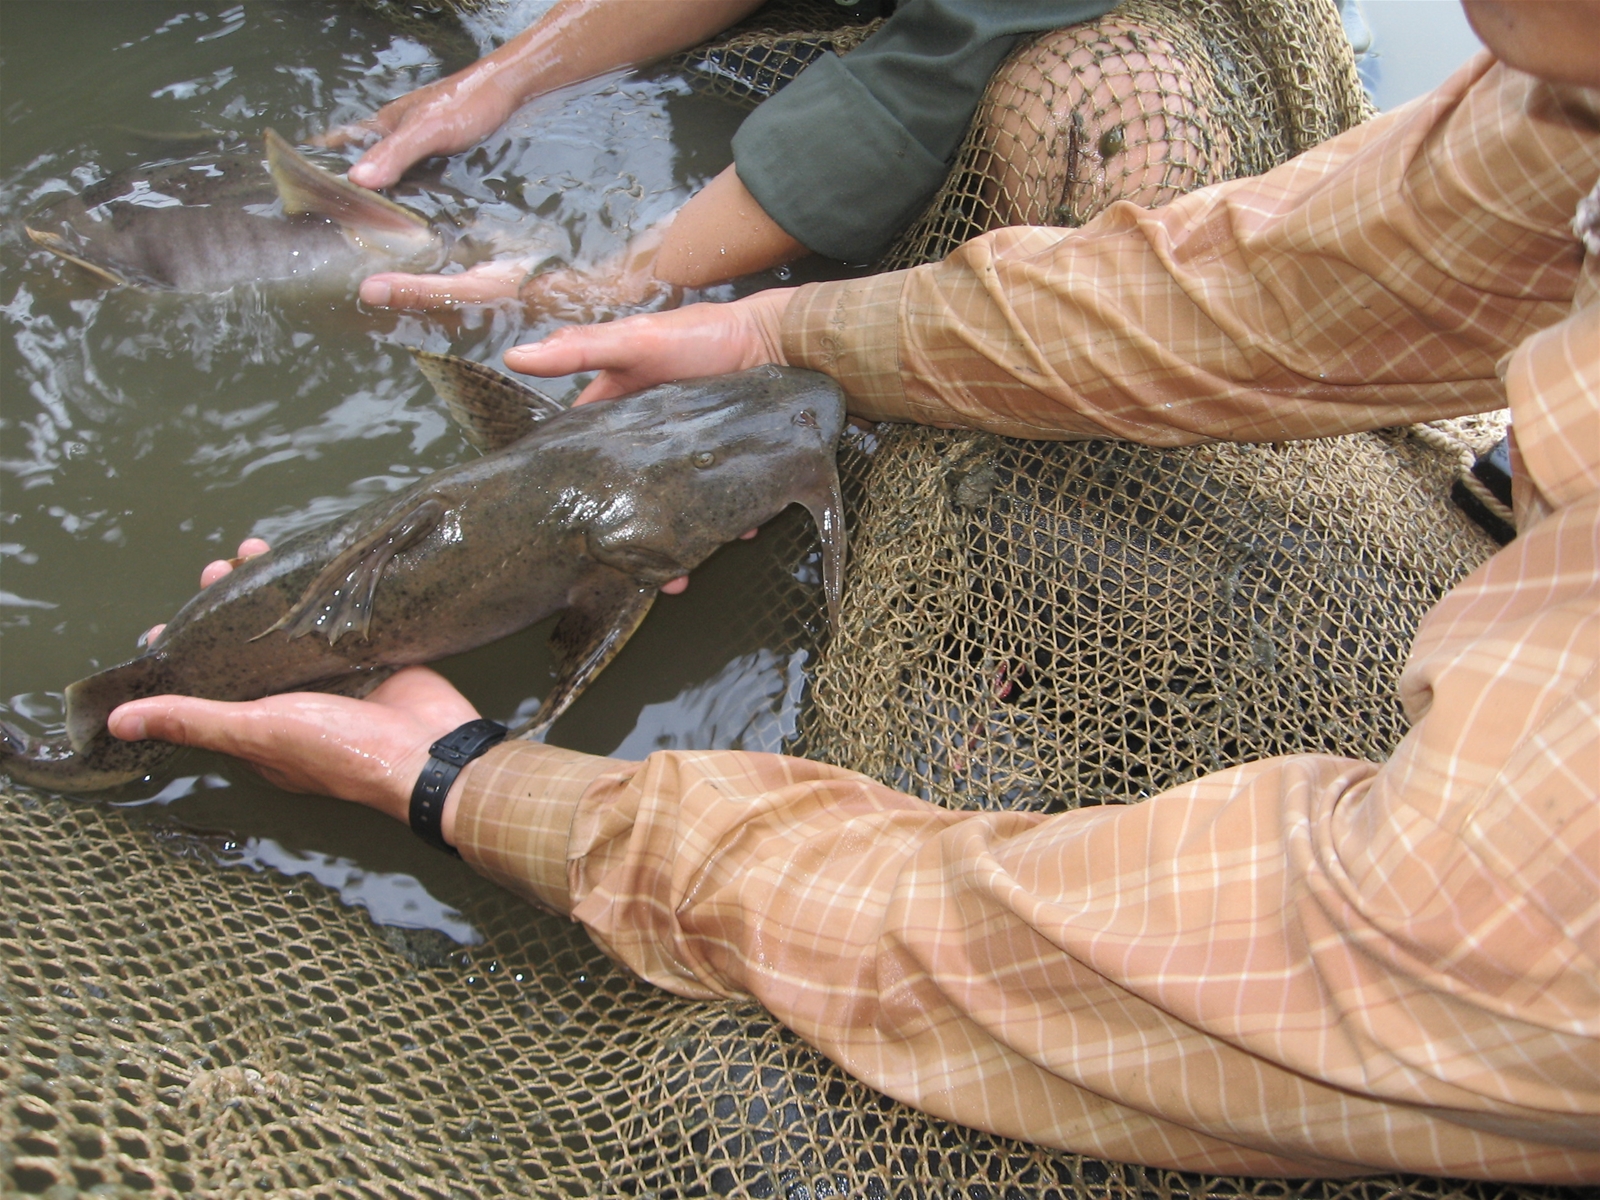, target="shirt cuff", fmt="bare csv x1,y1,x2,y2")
452,740,619,915
782,275,918,422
